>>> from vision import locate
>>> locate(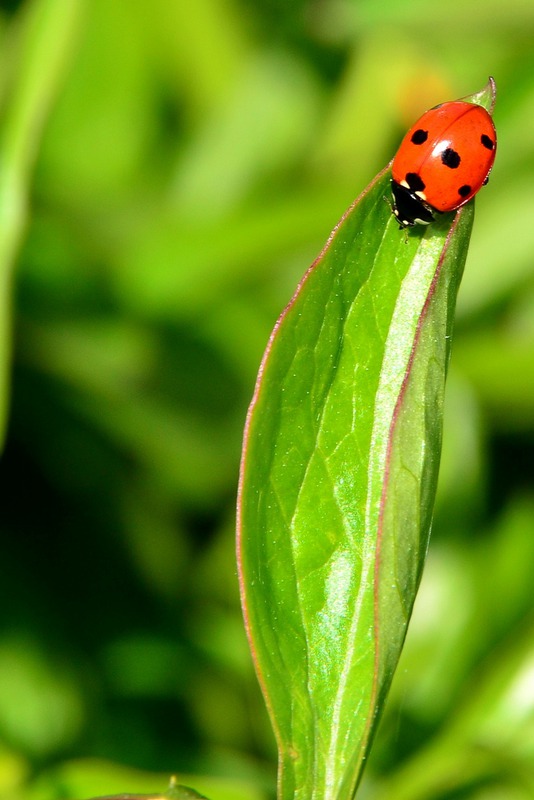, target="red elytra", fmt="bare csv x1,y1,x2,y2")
391,100,497,228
